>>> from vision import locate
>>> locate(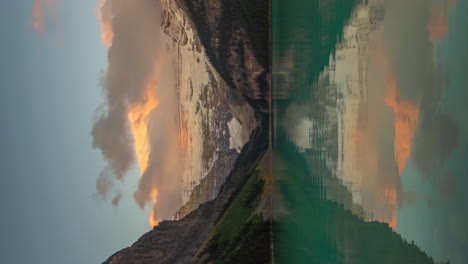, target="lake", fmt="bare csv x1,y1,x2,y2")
272,0,468,263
